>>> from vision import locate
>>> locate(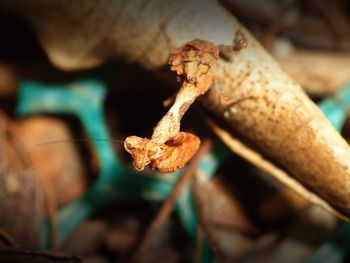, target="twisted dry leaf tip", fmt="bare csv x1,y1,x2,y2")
124,39,219,173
